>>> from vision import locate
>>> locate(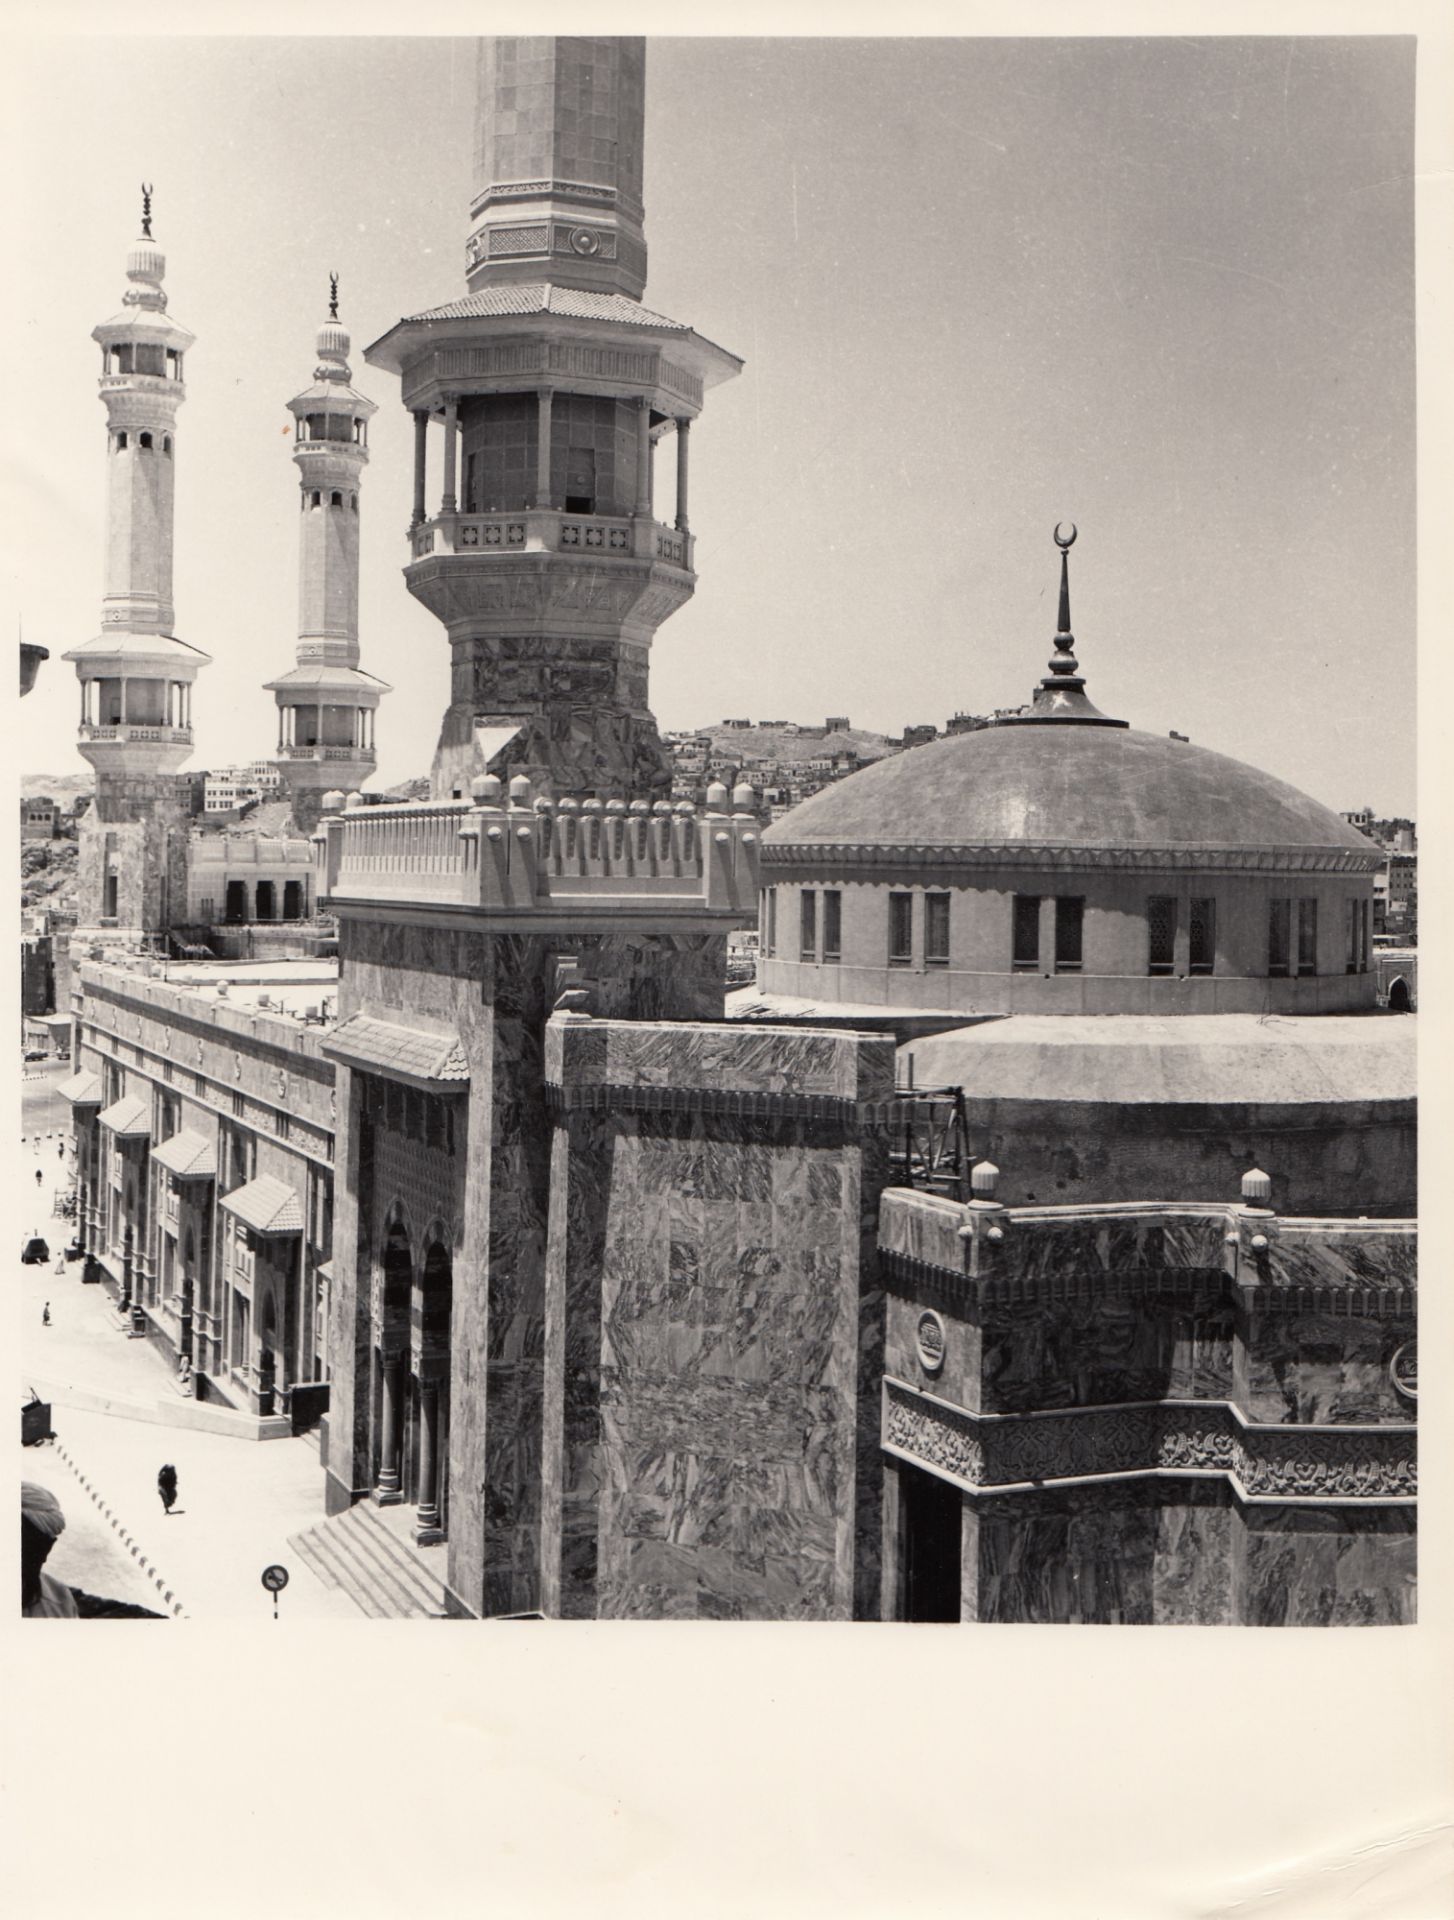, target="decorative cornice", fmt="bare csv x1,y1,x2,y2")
761,842,1382,875
545,1080,895,1128
878,1244,1416,1316
883,1379,1416,1502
